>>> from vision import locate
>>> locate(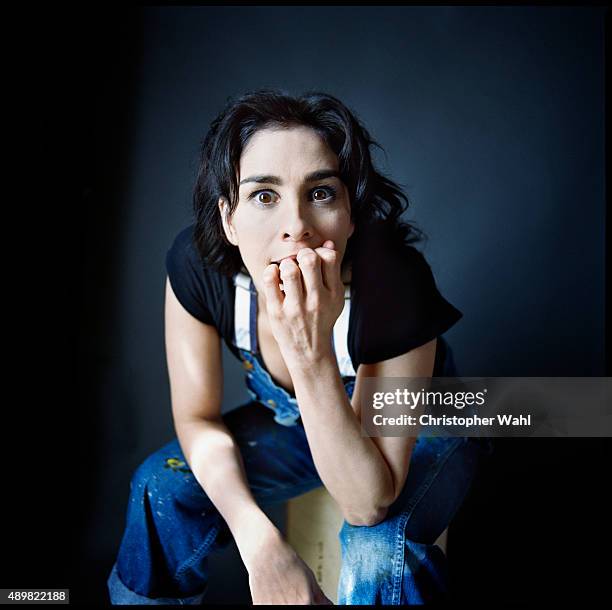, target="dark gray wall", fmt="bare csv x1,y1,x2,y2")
75,6,606,605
